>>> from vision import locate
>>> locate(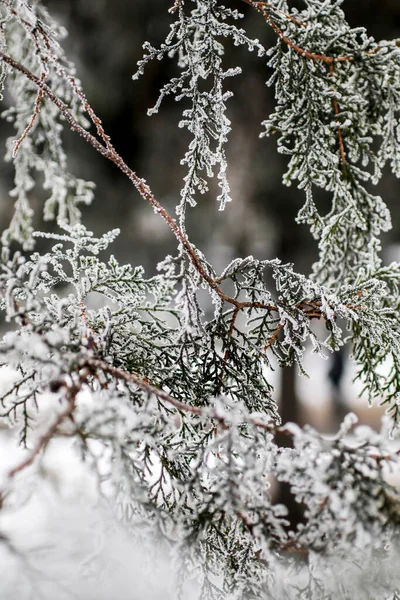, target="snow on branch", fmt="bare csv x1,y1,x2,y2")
0,0,399,598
